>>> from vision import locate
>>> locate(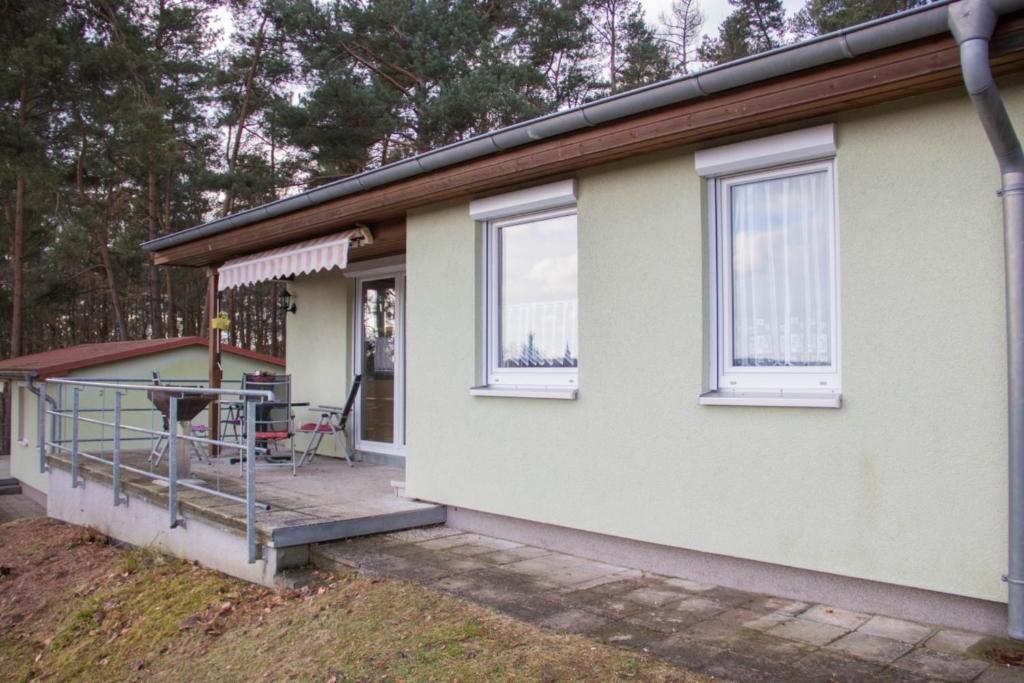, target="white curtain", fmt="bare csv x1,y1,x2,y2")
730,170,831,368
